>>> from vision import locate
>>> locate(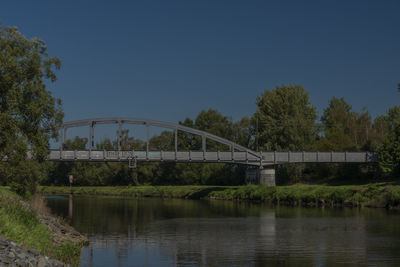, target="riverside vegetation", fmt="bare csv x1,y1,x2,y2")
0,188,88,266
38,183,400,209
